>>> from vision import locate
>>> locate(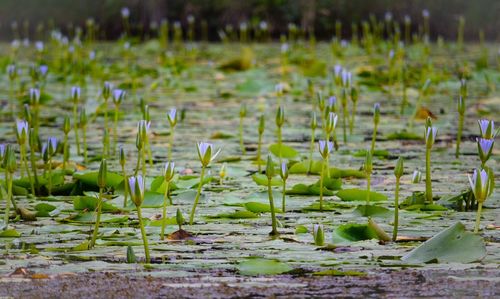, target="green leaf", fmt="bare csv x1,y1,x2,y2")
332,223,379,243
295,225,308,234
244,202,282,213
34,203,57,217
127,191,165,209
386,131,423,141
352,205,392,218
286,183,333,196
268,143,299,159
61,212,129,224
353,149,391,158
237,258,293,275
289,160,323,174
0,229,21,237
74,196,121,212
208,210,259,219
336,189,387,202
252,174,283,187
401,222,486,263
74,171,124,189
